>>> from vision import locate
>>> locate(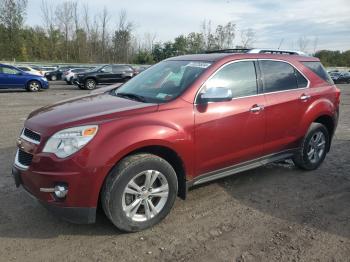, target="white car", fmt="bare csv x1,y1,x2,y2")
40,66,57,75
16,66,43,76
64,68,93,85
